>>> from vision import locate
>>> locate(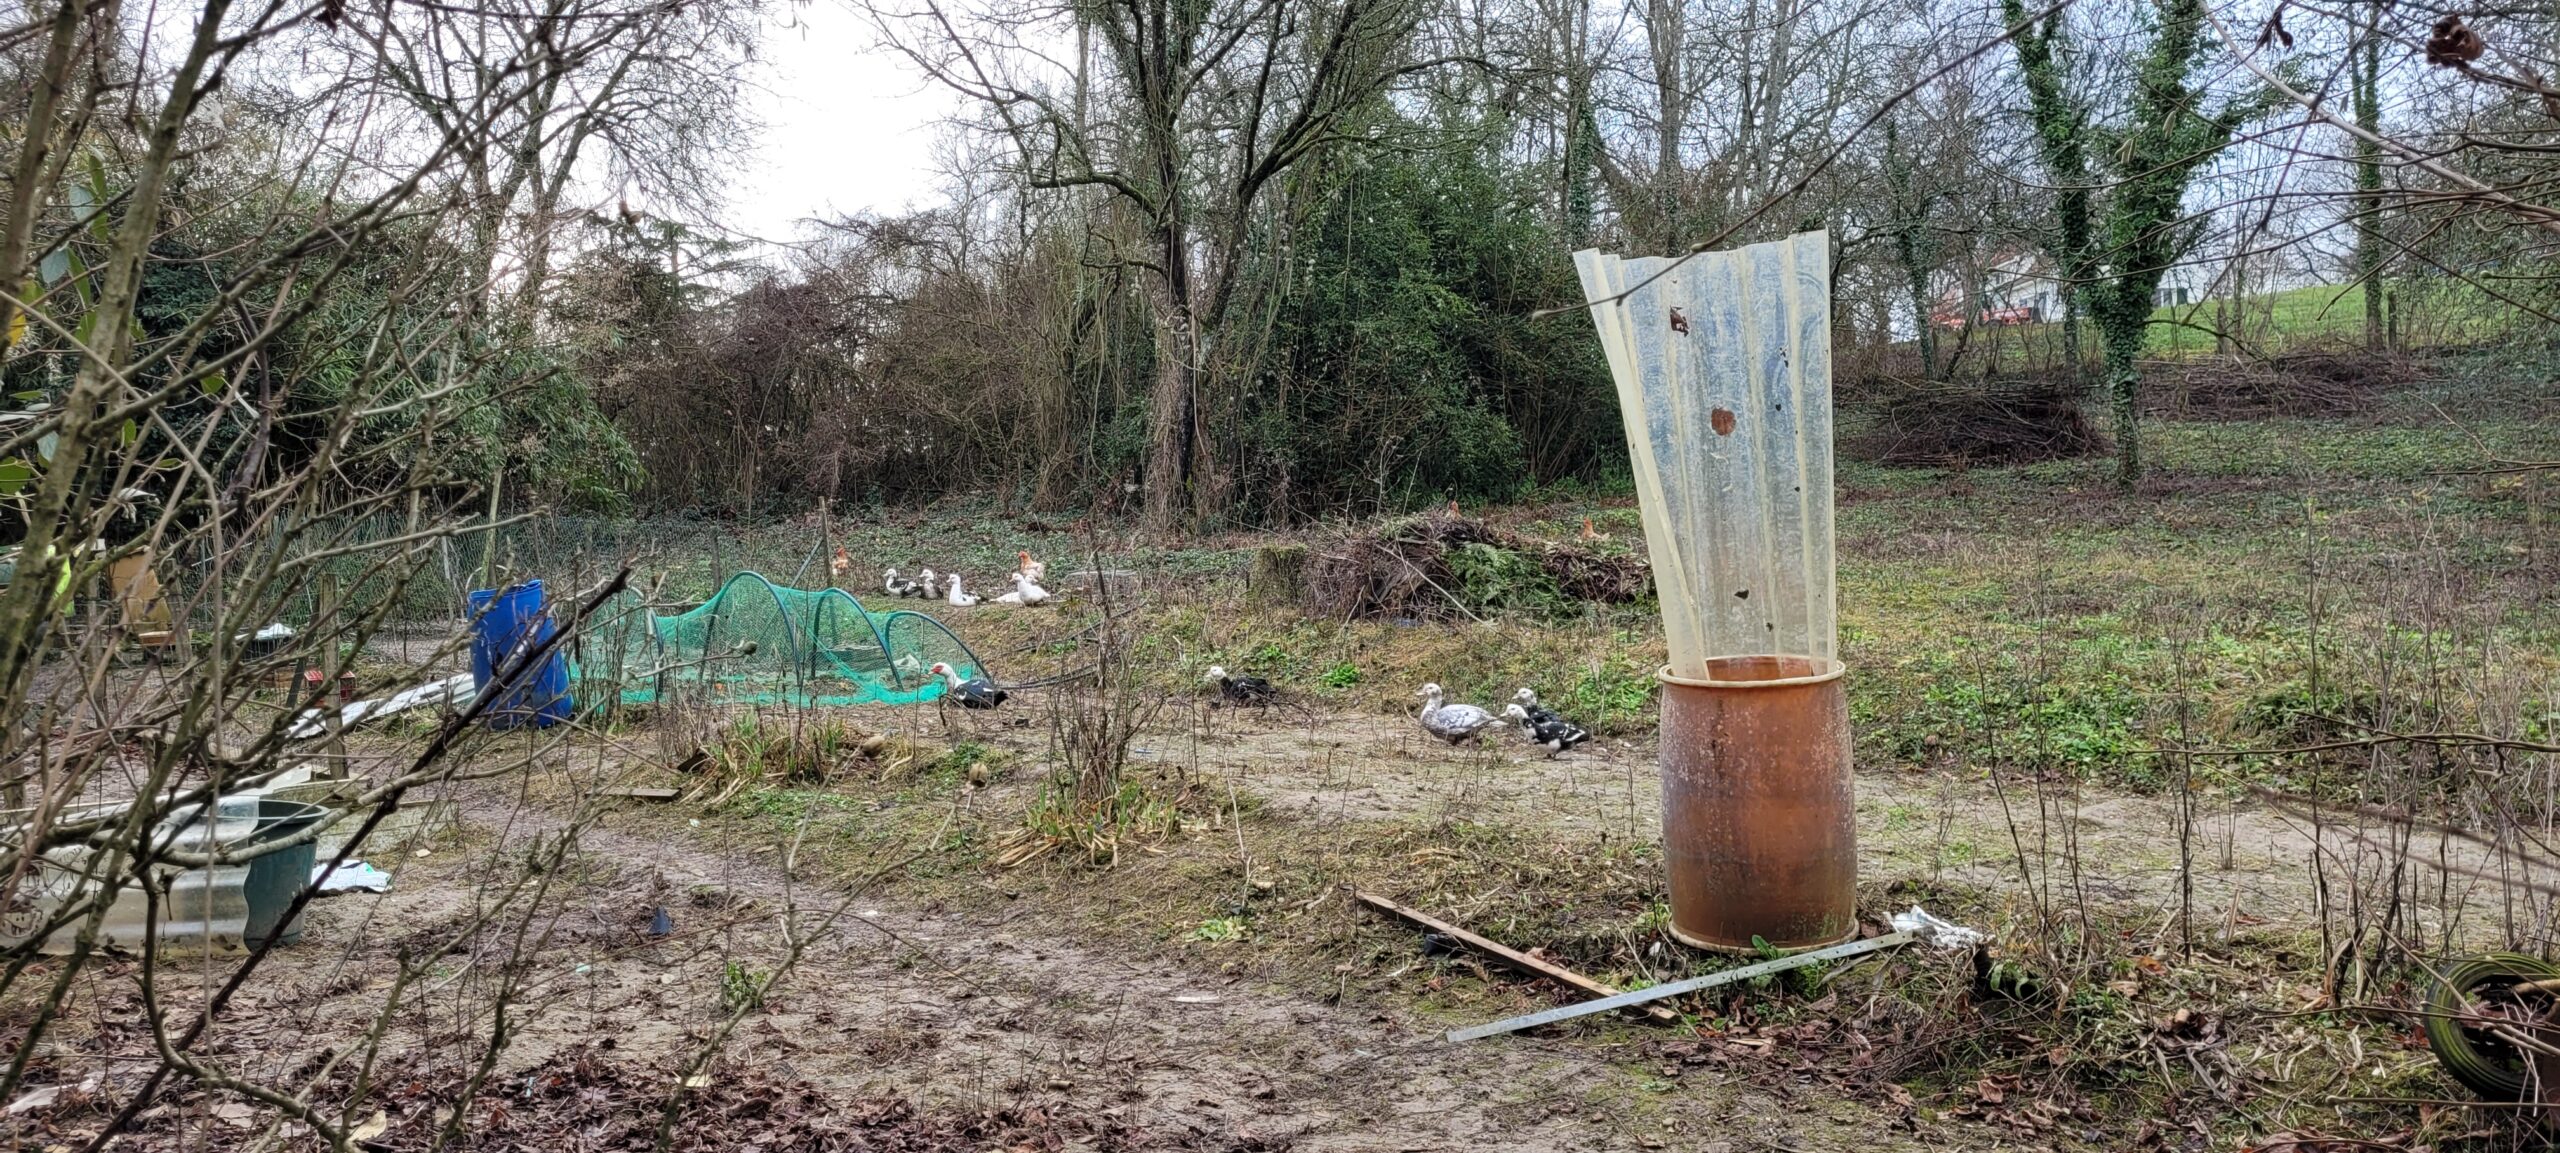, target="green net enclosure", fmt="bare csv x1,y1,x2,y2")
577,572,990,708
